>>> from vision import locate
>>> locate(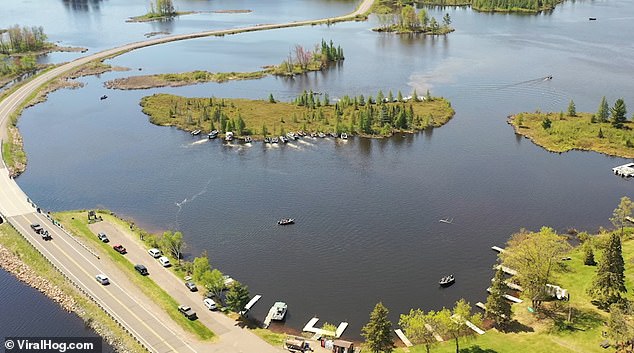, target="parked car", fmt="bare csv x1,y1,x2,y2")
97,232,109,243
203,298,217,311
95,274,109,285
30,223,43,234
178,305,197,320
185,281,198,292
134,264,149,276
113,244,127,254
158,256,171,267
148,248,161,258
